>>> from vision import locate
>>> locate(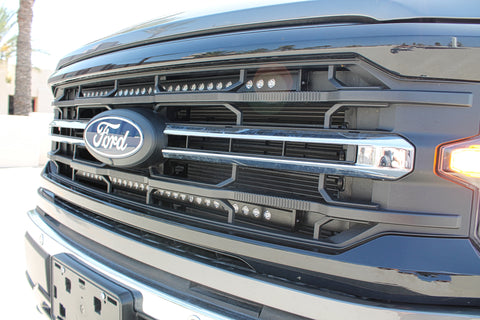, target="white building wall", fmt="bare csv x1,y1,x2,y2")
0,62,54,167
0,113,52,167
0,62,53,114
0,62,15,115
